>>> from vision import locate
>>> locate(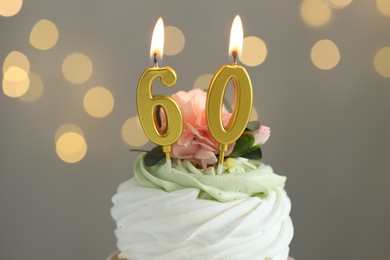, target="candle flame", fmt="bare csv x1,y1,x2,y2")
150,17,164,64
229,15,243,58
